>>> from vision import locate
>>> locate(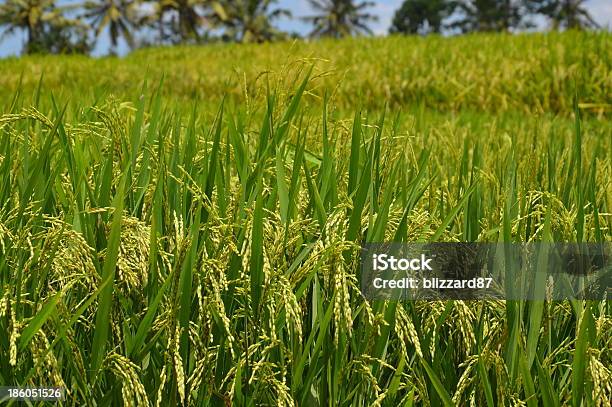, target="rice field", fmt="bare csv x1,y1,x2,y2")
0,31,611,406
